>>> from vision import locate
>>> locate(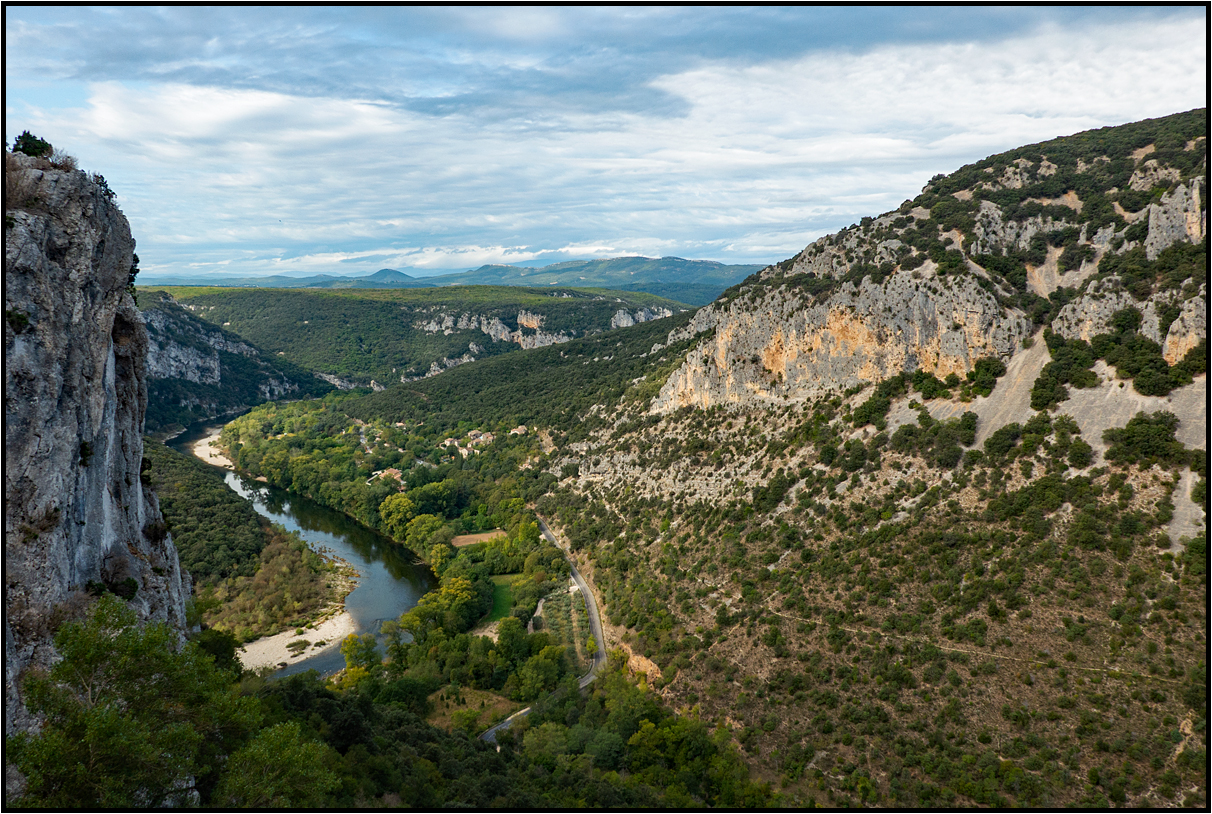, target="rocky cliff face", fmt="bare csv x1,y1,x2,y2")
416,309,577,350
653,269,1027,412
611,306,674,329
144,294,261,384
4,153,190,735
1051,279,1206,364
